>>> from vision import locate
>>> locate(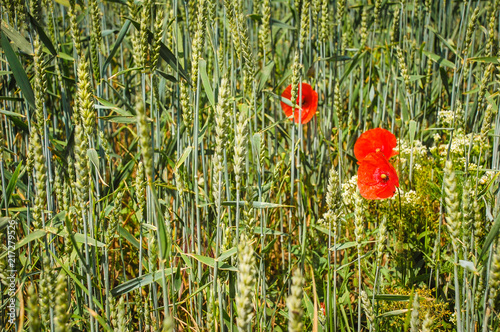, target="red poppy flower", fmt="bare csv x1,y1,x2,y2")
354,128,398,160
357,152,399,200
280,83,318,124
320,302,326,316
